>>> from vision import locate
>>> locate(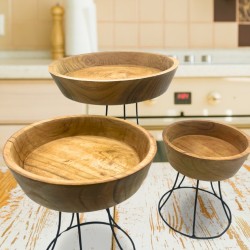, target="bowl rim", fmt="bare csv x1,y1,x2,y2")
3,115,157,186
162,119,250,161
48,51,179,82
